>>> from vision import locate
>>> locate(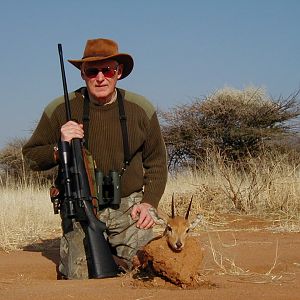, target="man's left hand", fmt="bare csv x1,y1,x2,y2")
131,203,154,229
